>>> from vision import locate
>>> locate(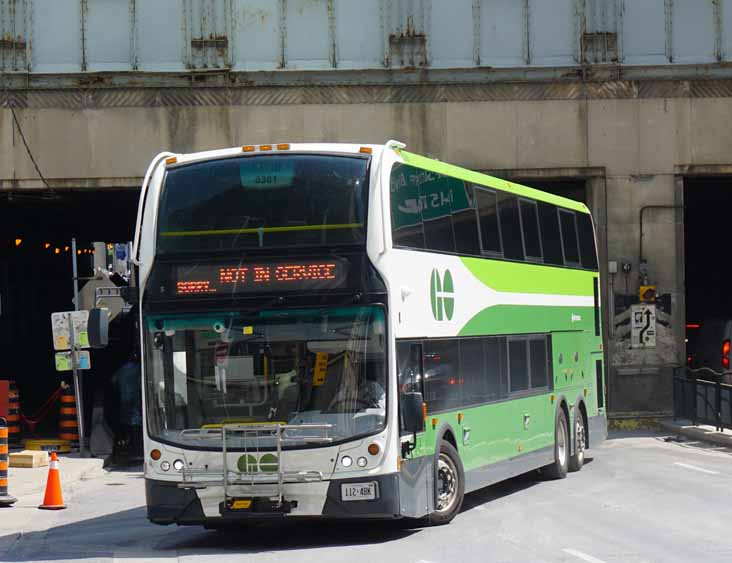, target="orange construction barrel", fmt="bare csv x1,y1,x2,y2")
58,385,79,451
